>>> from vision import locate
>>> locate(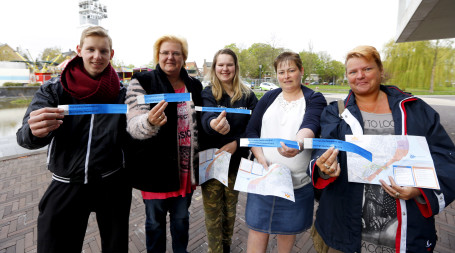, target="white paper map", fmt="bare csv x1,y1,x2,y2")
234,158,295,201
199,149,231,186
346,135,440,189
